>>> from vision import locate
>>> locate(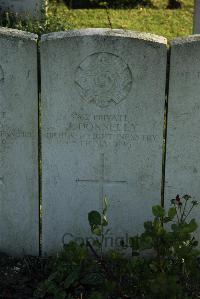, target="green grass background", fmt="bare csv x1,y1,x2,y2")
47,0,194,40
0,0,194,40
